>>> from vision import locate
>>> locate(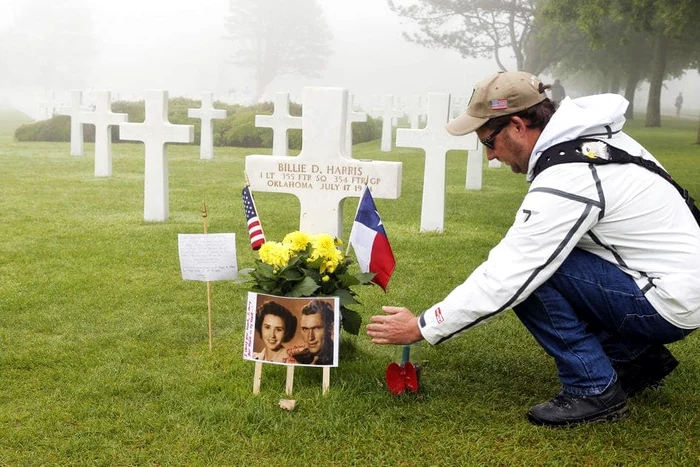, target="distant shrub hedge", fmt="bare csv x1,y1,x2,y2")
0,108,33,136
14,98,382,148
